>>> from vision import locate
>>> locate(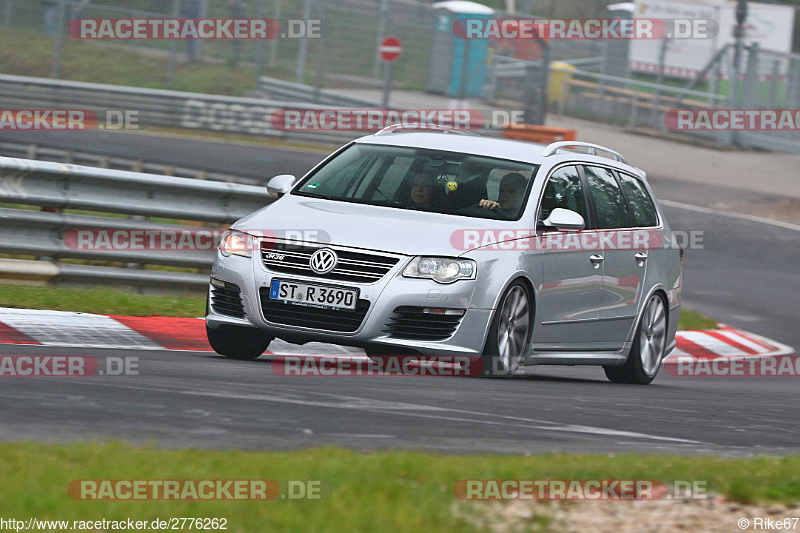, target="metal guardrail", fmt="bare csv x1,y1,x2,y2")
0,141,254,185
0,156,272,289
257,76,385,108
0,73,356,145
